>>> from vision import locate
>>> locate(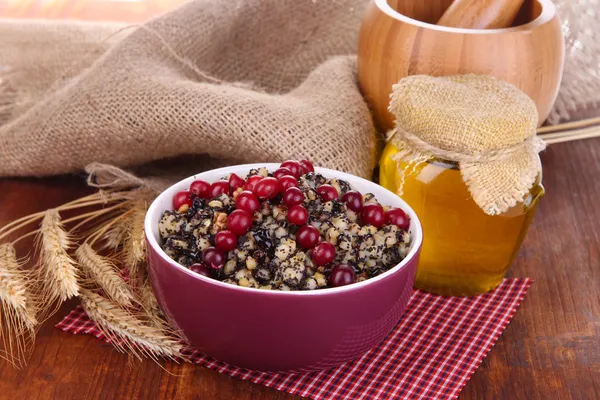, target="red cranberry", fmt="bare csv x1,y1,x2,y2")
172,191,192,210
299,159,315,174
244,175,263,193
235,190,260,214
227,209,253,236
214,230,238,252
189,180,210,198
362,203,385,228
317,184,339,201
190,263,212,277
228,173,245,191
341,190,363,212
202,247,225,269
278,175,299,192
312,242,336,266
385,208,410,231
281,160,302,178
328,264,355,287
296,225,320,249
254,177,280,200
273,167,293,180
209,180,230,198
282,187,304,207
288,205,308,225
